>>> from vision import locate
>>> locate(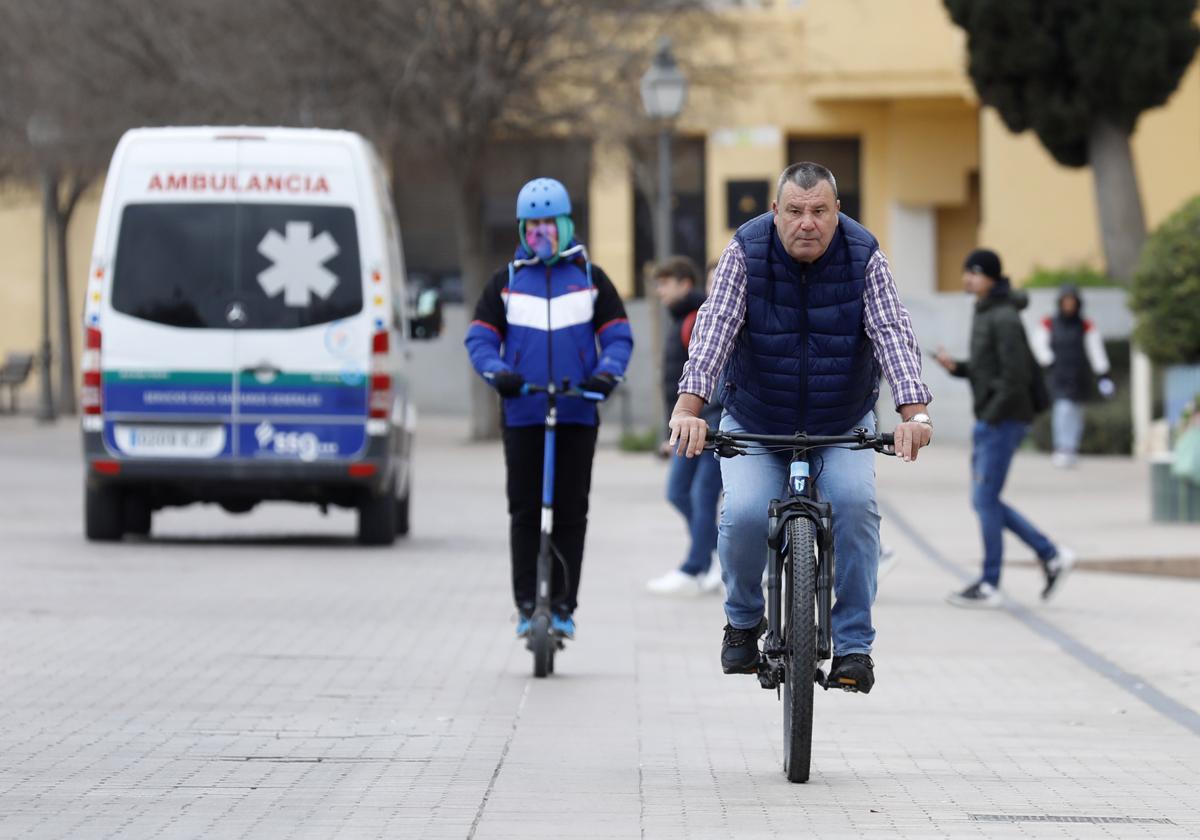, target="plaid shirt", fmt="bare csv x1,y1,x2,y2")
679,239,933,410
